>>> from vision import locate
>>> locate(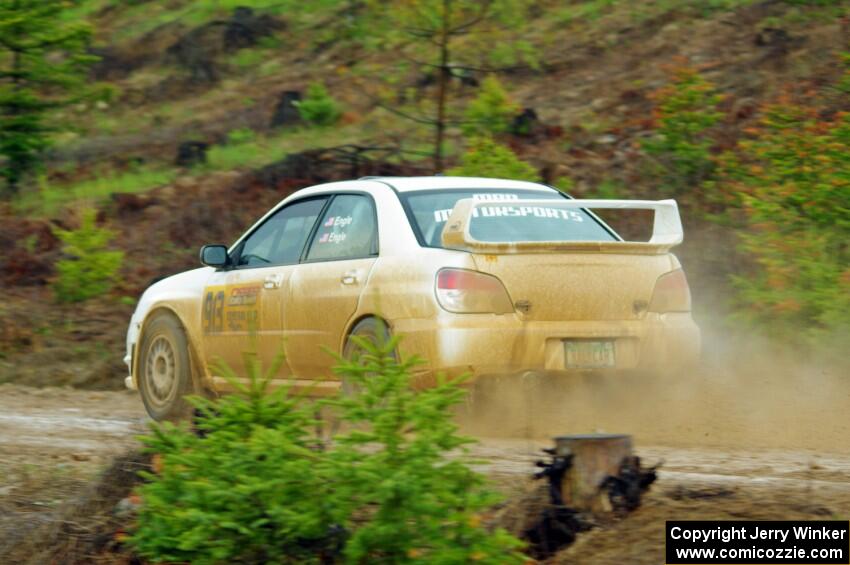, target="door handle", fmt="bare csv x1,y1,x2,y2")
264,273,283,289
341,270,358,285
